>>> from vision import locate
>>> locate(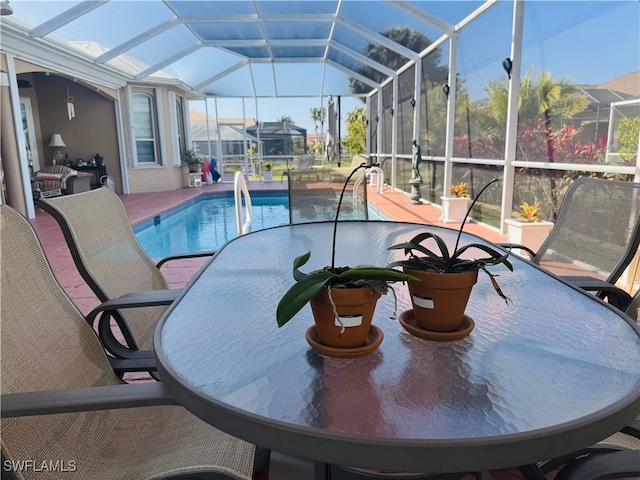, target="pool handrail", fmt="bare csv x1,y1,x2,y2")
234,172,252,235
